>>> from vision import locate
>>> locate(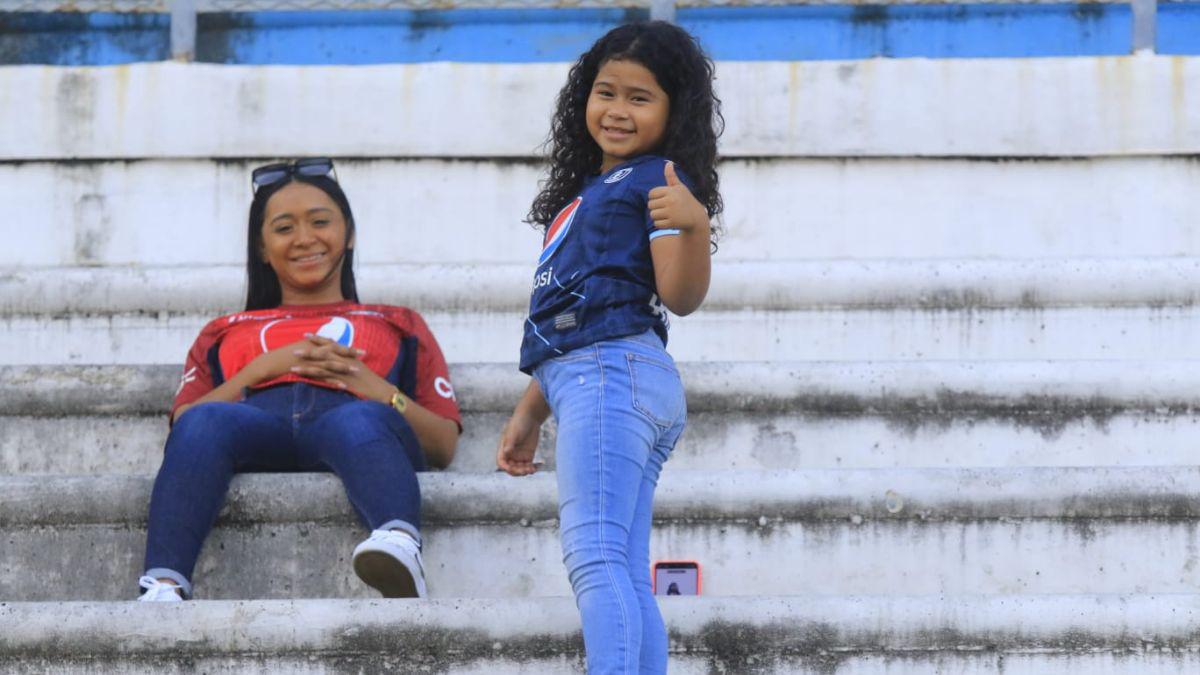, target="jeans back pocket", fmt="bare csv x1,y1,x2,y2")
627,354,685,429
